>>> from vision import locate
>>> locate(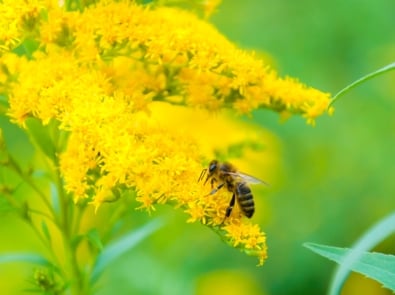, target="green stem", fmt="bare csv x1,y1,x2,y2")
72,203,87,239
6,156,57,219
53,160,88,294
329,62,395,107
43,116,87,293
0,190,65,277
28,220,64,272
28,208,57,225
